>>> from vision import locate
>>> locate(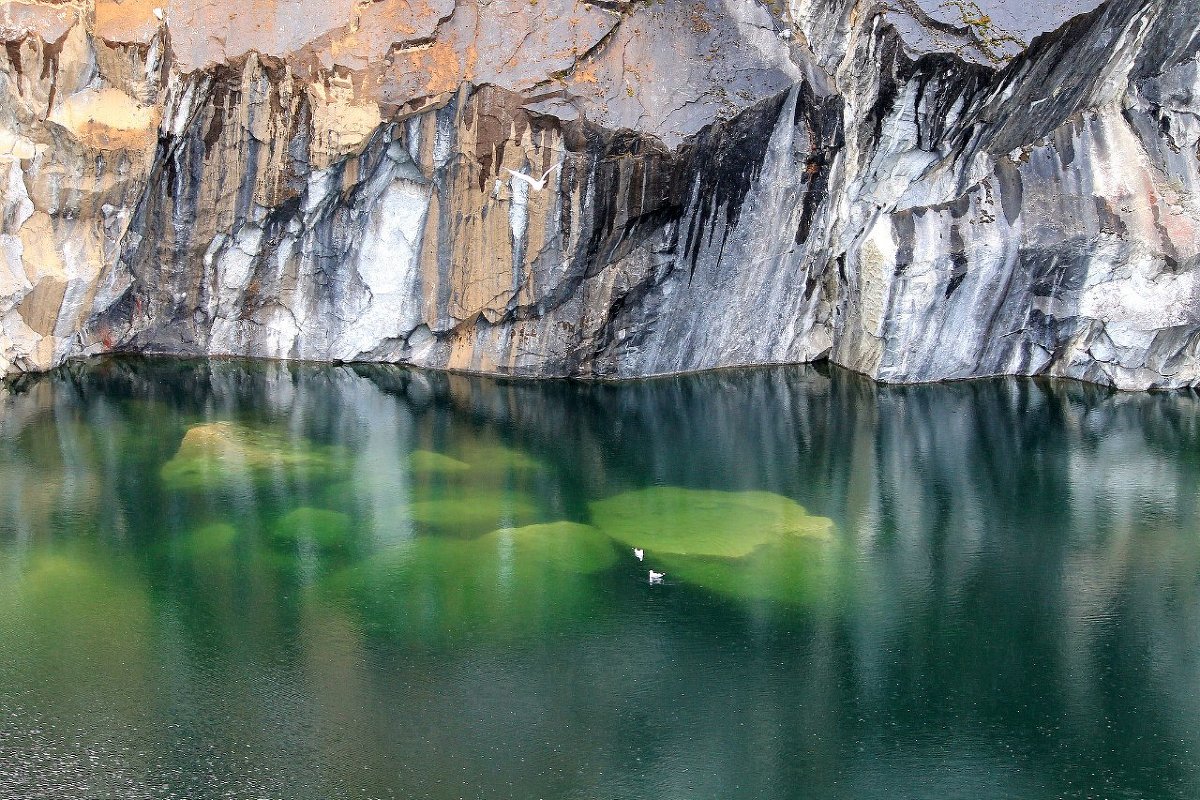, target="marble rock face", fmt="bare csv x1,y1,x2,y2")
0,0,1197,388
